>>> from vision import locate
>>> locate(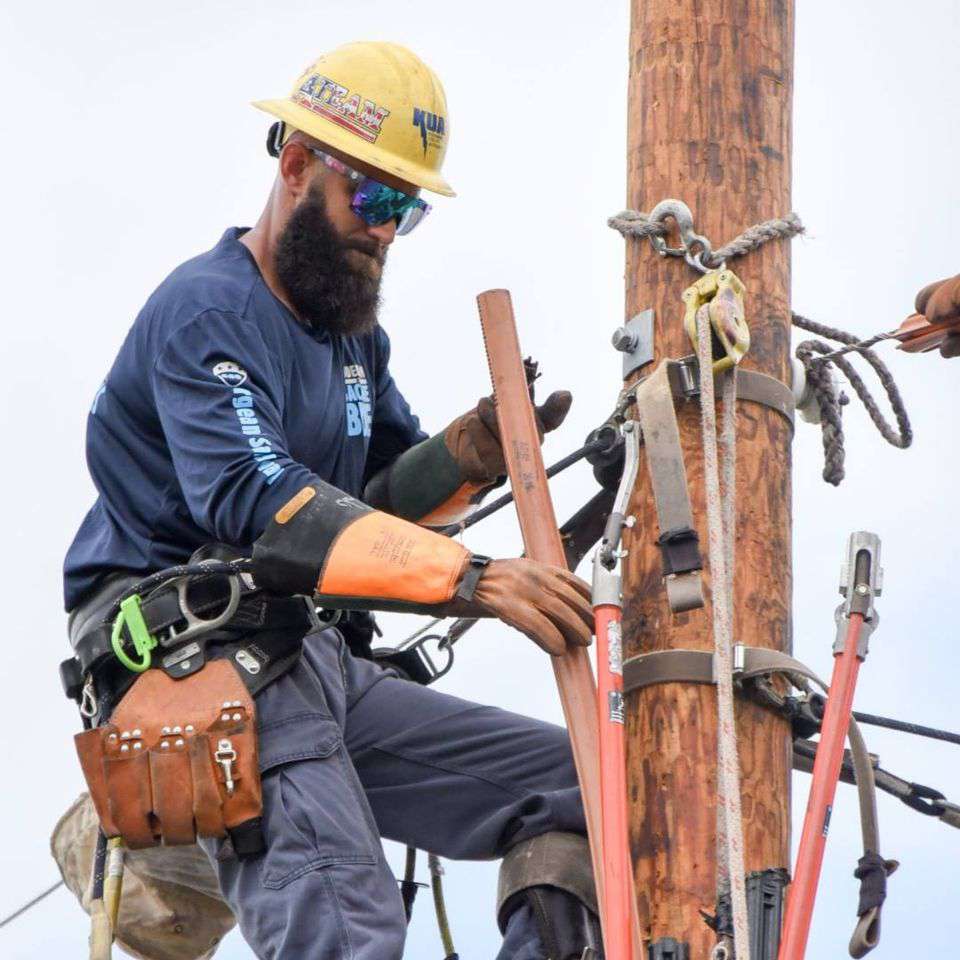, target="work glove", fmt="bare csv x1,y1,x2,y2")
448,558,593,656
914,276,960,358
444,390,573,484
